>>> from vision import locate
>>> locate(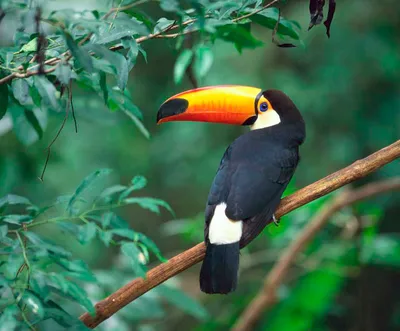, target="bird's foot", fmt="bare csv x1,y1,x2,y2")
272,214,280,227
